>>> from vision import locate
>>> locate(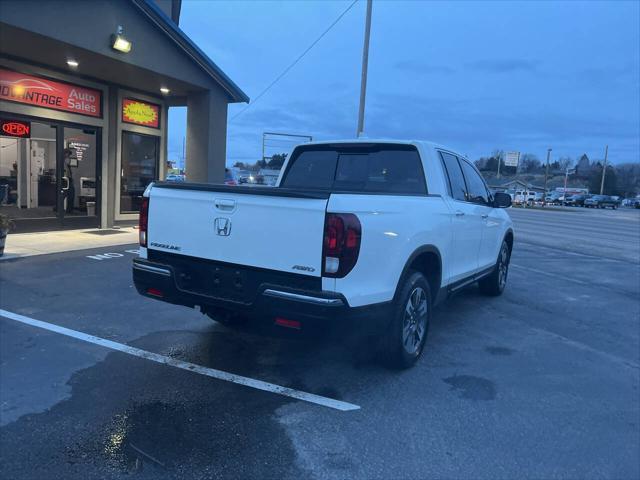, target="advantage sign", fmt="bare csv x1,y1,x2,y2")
0,68,102,117
504,151,520,167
